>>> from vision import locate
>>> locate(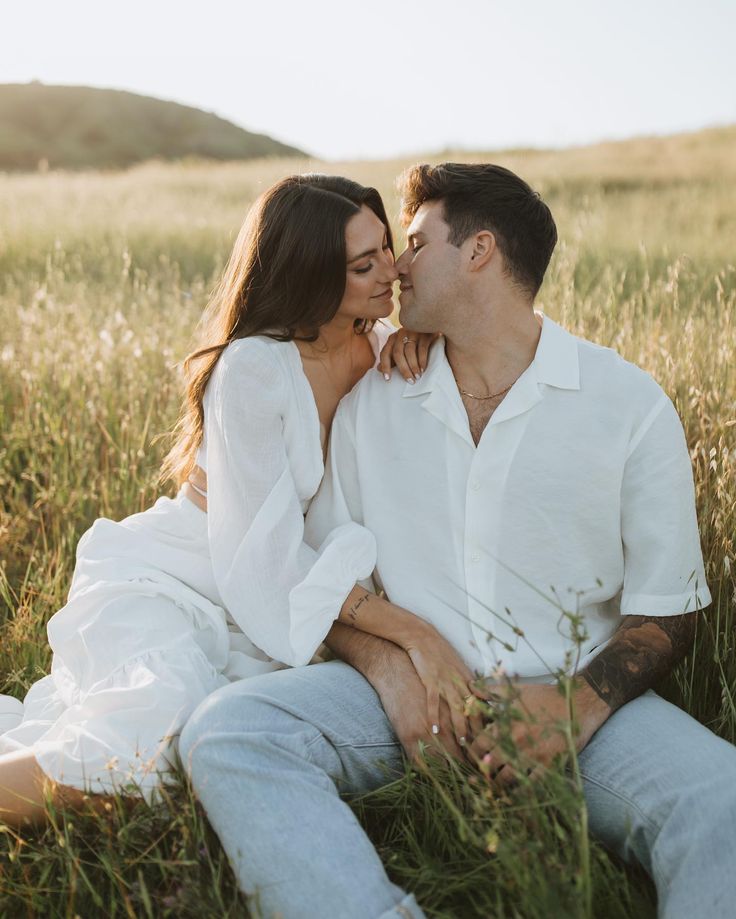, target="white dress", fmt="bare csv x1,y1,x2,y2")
0,320,393,798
